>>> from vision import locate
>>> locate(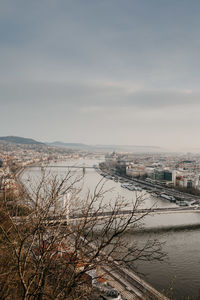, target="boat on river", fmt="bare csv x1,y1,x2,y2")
159,193,176,202
121,183,142,191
